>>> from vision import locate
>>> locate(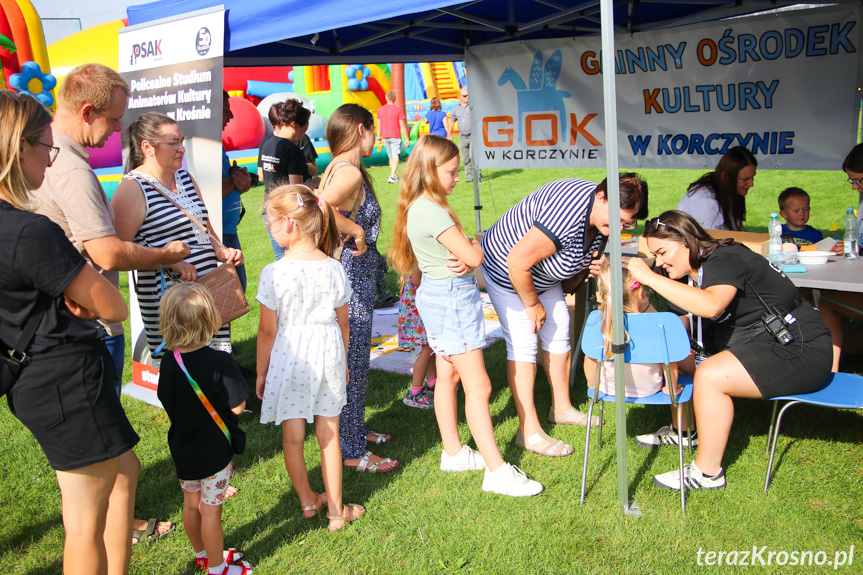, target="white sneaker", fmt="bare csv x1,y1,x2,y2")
653,461,725,491
440,445,486,472
635,425,698,449
482,463,543,497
